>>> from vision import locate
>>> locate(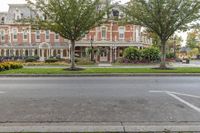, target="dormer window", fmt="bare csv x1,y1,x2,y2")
21,13,24,18
14,8,22,20
1,17,5,24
